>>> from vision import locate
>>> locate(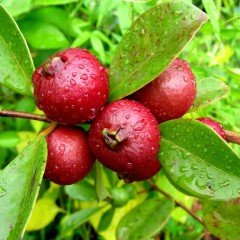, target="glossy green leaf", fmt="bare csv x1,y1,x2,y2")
65,179,97,202
116,198,174,240
191,77,229,112
202,199,240,240
71,32,91,48
98,207,115,232
33,0,78,6
26,198,63,231
116,2,132,35
0,135,47,239
94,162,109,201
202,0,220,36
0,131,20,148
97,0,115,28
24,7,70,35
60,207,101,237
1,0,32,17
90,31,106,59
159,119,240,200
0,5,34,97
109,1,208,101
19,20,69,50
